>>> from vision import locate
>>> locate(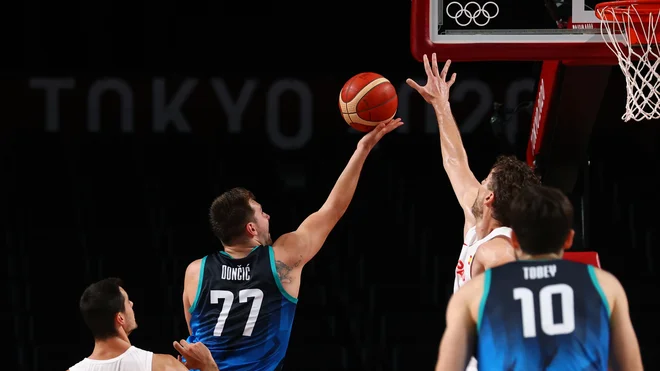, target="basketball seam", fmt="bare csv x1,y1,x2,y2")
353,94,398,116
341,101,354,125
344,80,393,114
343,75,360,102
